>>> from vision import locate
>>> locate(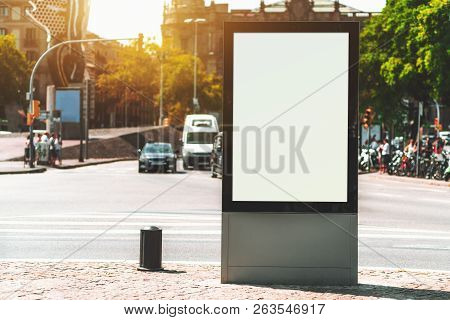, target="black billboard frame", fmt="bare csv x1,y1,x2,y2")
222,21,359,214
